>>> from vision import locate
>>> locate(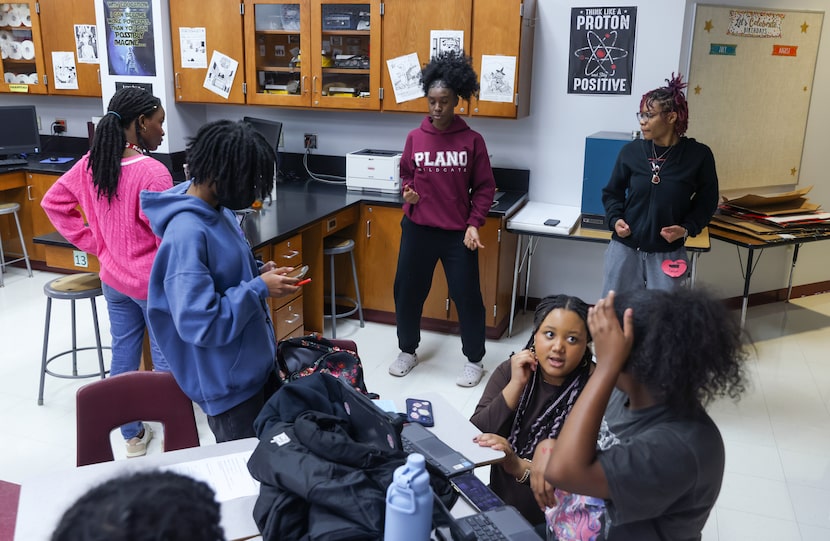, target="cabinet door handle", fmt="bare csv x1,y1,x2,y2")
284,313,301,324
302,76,307,95
27,185,33,201
175,73,181,89
281,250,299,260
97,69,101,84
366,220,371,238
312,76,317,95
